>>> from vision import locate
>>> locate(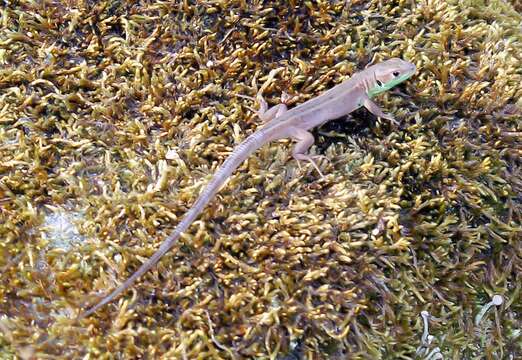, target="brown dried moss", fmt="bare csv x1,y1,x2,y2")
0,0,521,358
